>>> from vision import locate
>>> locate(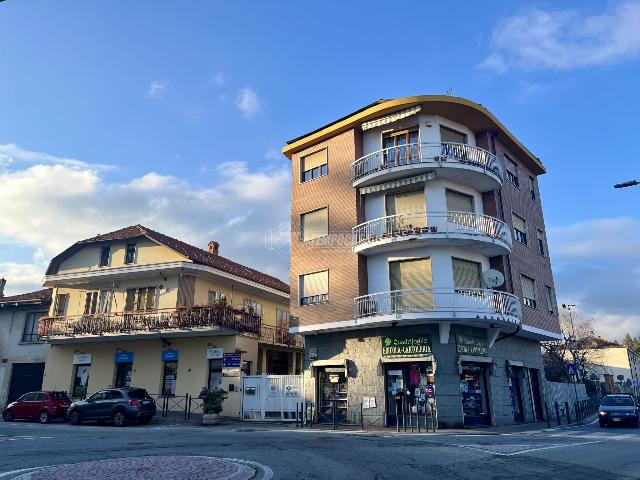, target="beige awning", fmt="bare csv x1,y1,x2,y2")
310,359,347,368
361,106,421,131
507,360,524,368
359,173,436,195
